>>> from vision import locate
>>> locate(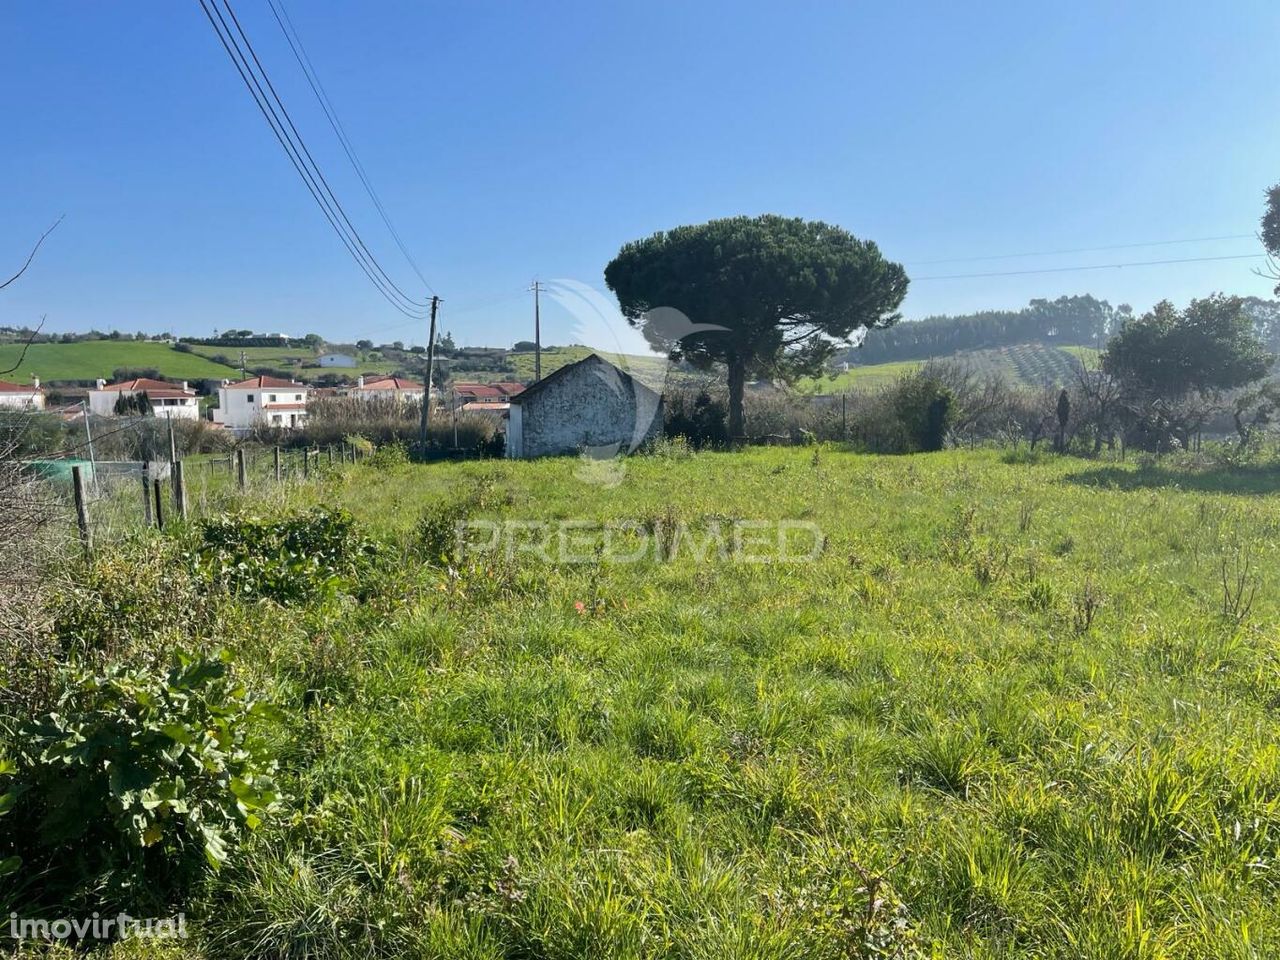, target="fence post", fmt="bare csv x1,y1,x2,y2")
167,416,178,465
153,478,165,530
302,447,310,479
72,465,93,560
141,460,153,527
274,446,282,483
236,448,247,490
173,460,188,521
327,445,334,466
